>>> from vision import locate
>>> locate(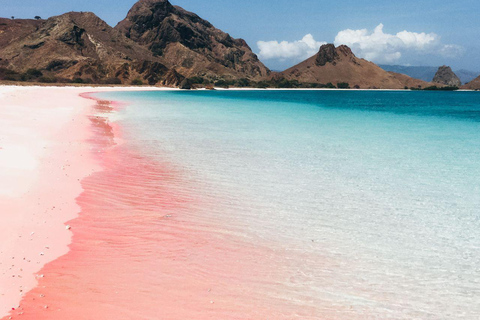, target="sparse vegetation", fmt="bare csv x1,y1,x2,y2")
424,86,459,91
38,76,57,83
26,68,43,77
102,78,122,85
410,86,459,91
131,78,144,86
236,78,251,87
214,79,232,88
337,82,350,89
325,82,336,89
188,76,206,85
46,61,63,71
34,16,41,20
